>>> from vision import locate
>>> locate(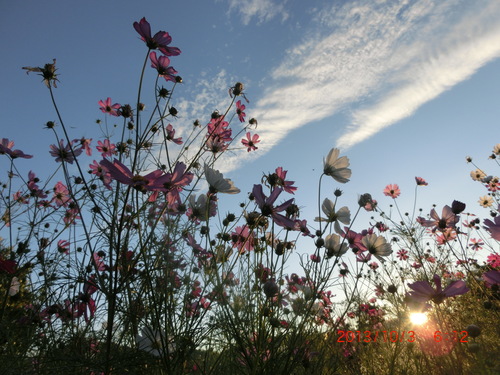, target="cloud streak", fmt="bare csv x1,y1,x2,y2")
249,0,500,155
